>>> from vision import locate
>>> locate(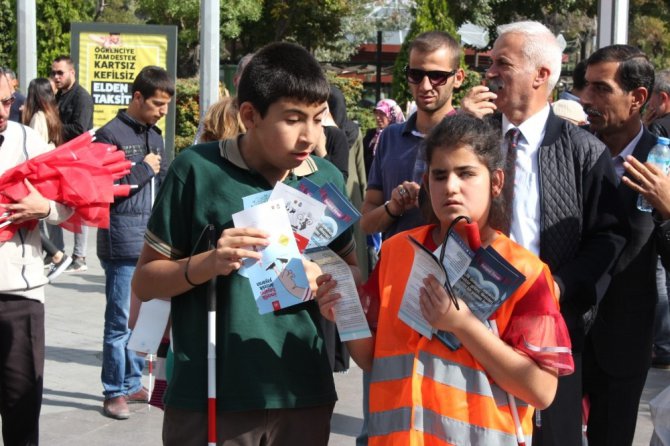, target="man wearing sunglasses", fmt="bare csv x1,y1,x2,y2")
358,30,464,446
361,31,464,240
48,55,94,274
0,68,73,446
